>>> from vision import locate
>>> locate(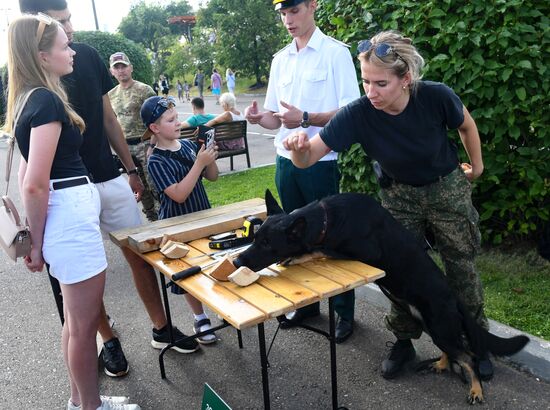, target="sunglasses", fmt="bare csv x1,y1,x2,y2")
149,96,176,124
357,40,408,68
35,12,54,43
